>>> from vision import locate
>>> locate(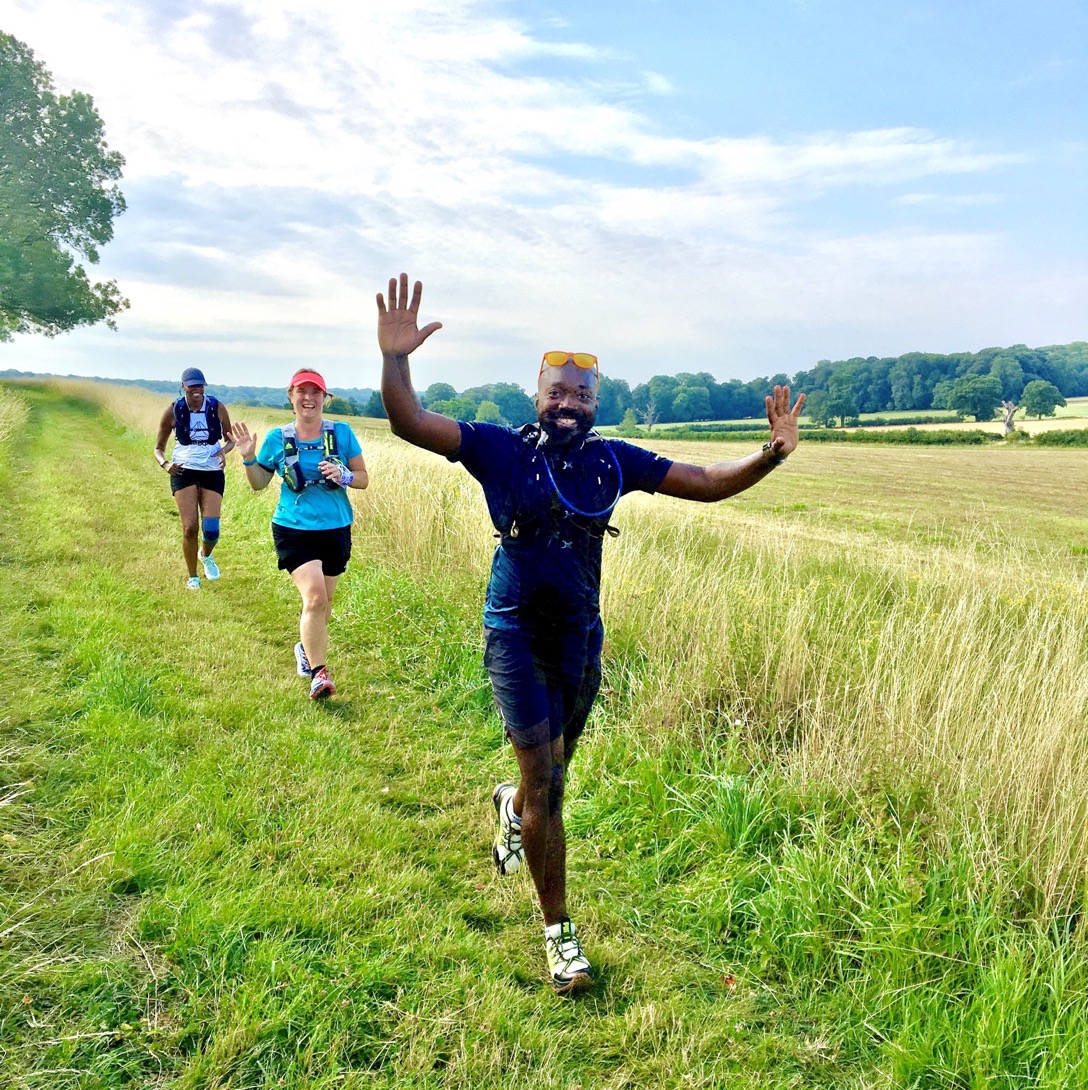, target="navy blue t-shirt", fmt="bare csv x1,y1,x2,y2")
451,422,672,633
